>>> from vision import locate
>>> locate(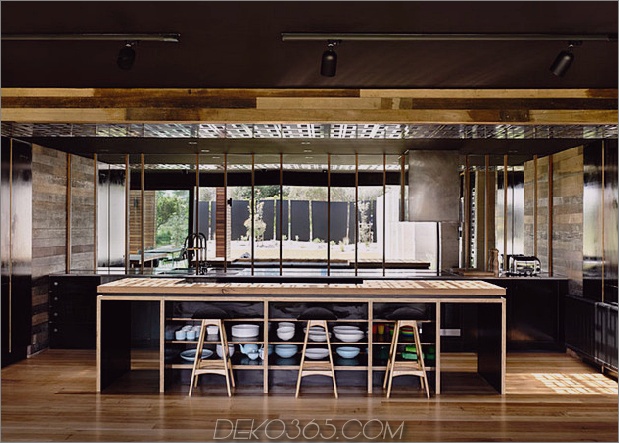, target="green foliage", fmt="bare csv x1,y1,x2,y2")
244,199,267,242
155,191,189,247
358,201,374,246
